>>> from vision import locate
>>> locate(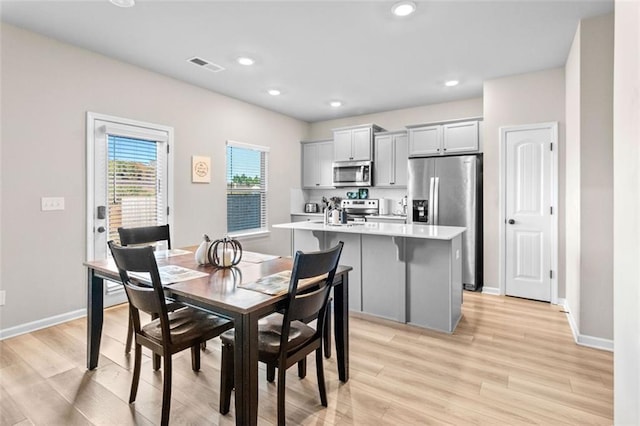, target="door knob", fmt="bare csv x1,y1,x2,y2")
508,219,515,225
97,226,106,233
